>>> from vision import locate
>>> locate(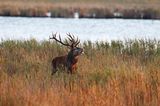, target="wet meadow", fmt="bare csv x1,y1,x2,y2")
0,39,160,106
